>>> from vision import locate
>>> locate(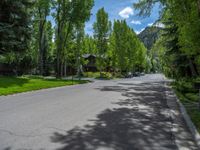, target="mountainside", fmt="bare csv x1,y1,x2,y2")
138,26,162,50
